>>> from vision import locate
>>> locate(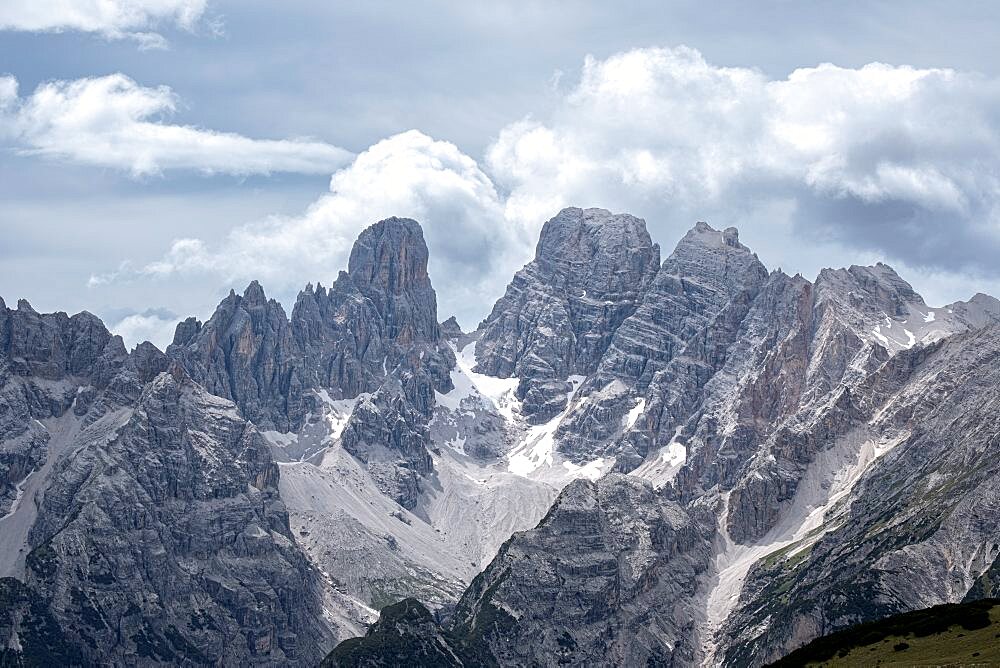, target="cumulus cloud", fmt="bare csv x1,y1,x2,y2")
0,74,353,176
489,46,1000,278
107,308,179,350
0,0,211,49
0,76,16,111
90,130,520,326
90,46,1000,325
